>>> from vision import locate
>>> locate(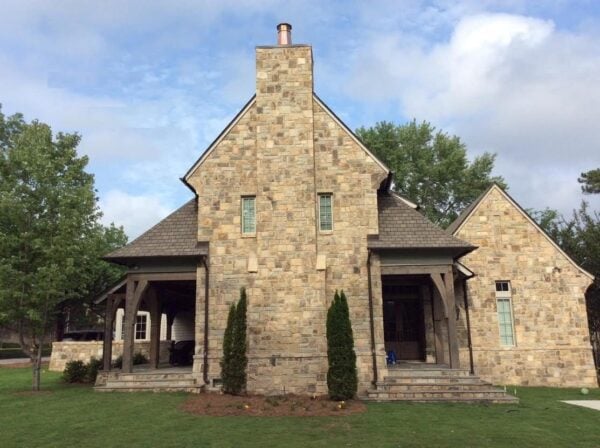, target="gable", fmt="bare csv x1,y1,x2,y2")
453,185,594,280
313,93,389,175
183,96,256,182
